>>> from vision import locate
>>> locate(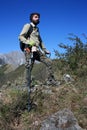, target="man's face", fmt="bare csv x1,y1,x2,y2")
32,14,40,25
